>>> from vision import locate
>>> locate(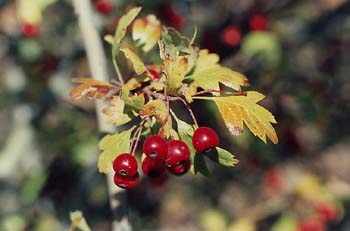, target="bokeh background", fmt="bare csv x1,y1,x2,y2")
0,0,349,230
